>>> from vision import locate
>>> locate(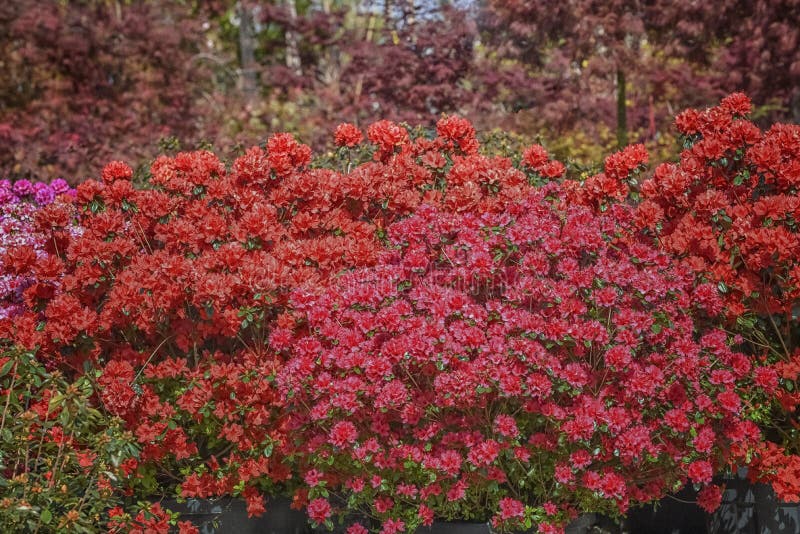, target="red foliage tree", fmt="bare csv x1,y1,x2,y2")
0,0,206,182
476,0,798,147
